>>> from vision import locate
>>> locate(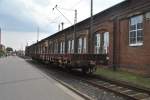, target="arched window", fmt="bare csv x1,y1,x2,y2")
103,32,109,54
83,37,87,53
60,41,65,54
54,41,58,54
60,42,63,54
78,38,82,54
71,40,74,53
67,39,74,54
94,32,109,54
94,33,101,54
78,37,87,54
67,40,71,53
